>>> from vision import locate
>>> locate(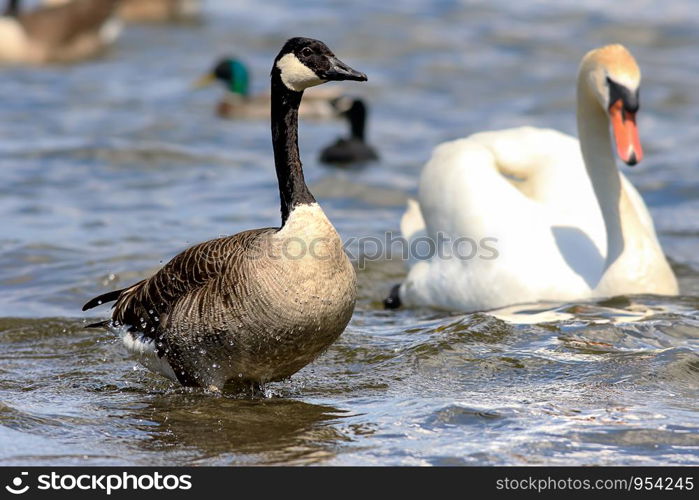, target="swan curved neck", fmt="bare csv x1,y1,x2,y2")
270,70,315,225
576,76,625,267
